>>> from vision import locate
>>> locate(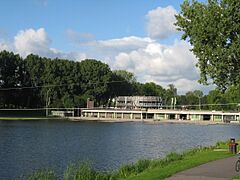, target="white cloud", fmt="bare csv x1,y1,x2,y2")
14,28,55,58
71,34,155,53
146,6,178,39
97,36,154,48
13,28,86,61
112,40,204,94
